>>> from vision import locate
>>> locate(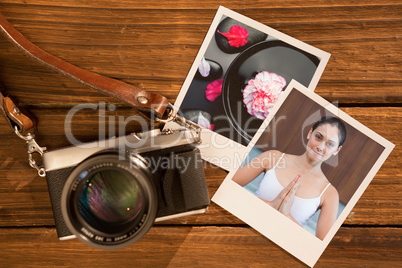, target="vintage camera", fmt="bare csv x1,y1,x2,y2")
42,129,209,249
